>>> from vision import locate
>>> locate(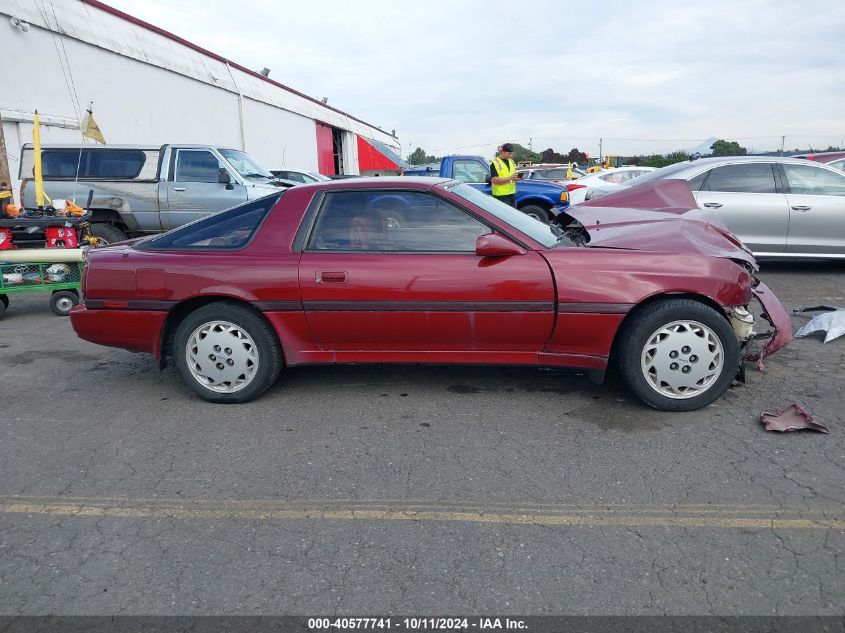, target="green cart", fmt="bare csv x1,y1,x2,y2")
0,261,83,319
